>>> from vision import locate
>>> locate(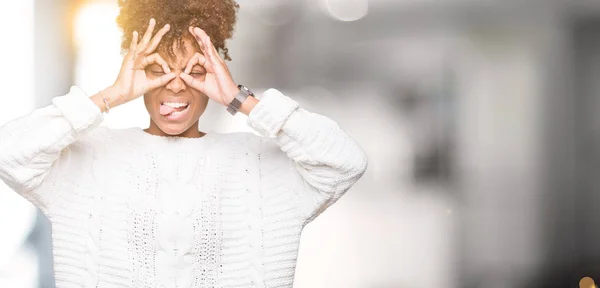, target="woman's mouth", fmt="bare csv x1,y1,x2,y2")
160,102,191,121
